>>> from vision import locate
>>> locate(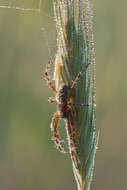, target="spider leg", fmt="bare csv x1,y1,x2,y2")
48,98,57,104
69,61,91,96
66,105,78,154
69,63,91,97
67,117,78,165
68,72,82,99
66,118,74,156
71,72,82,90
51,112,66,153
44,59,57,94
